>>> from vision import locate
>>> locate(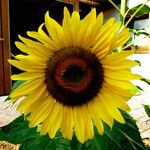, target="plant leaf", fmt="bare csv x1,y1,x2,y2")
143,105,150,118
141,78,150,85
128,4,150,17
